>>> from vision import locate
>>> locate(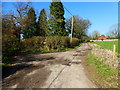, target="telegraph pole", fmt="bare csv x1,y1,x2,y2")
70,16,74,43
